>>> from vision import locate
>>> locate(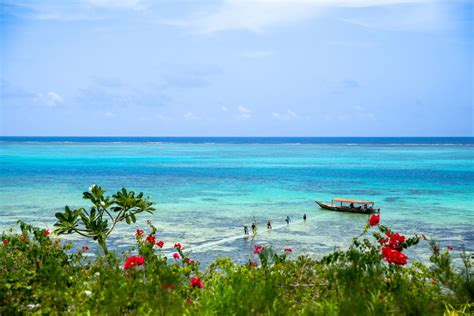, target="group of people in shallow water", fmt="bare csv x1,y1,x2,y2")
243,213,307,235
